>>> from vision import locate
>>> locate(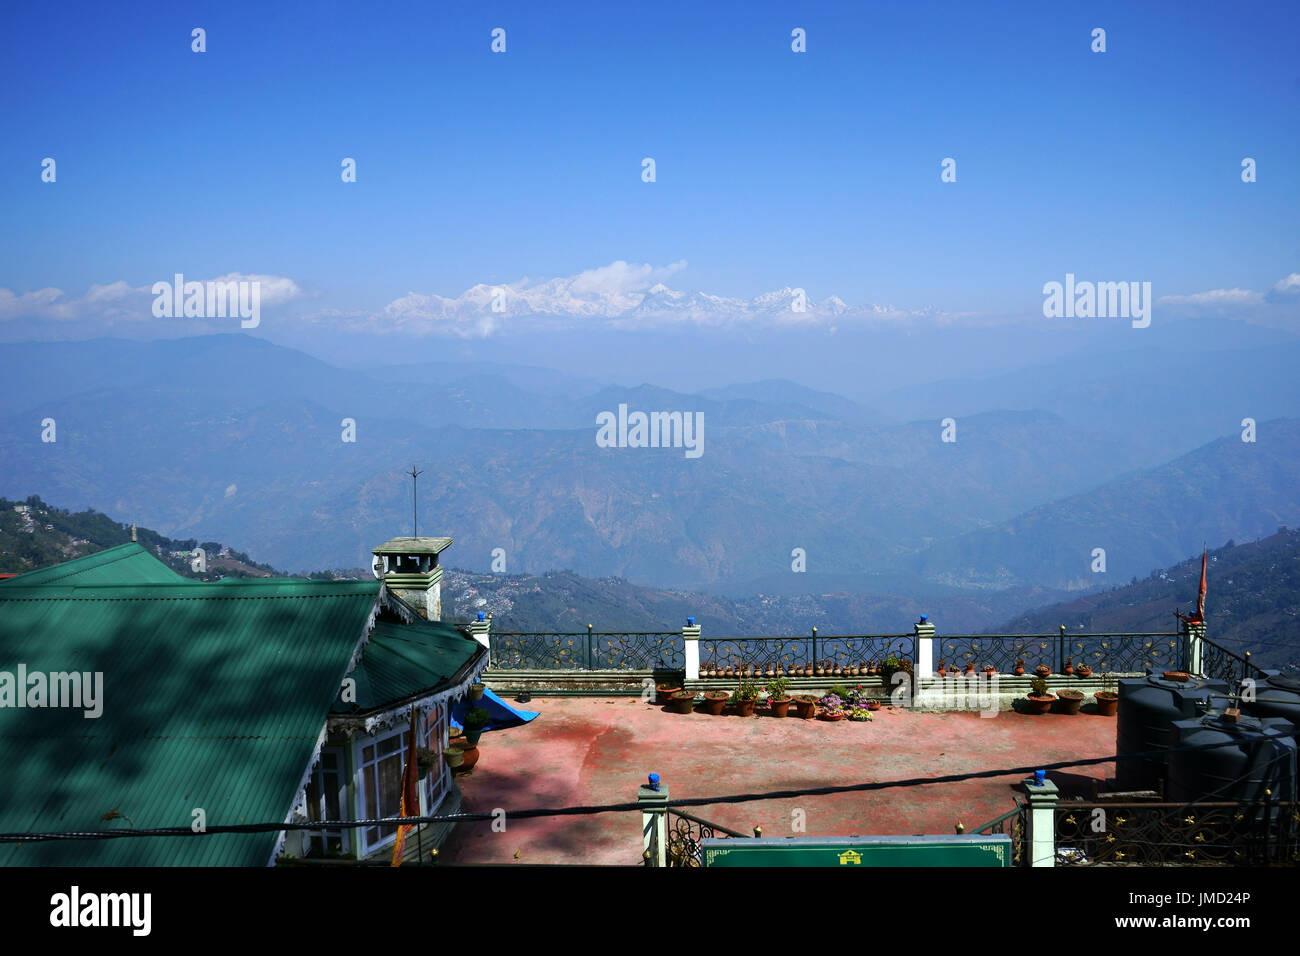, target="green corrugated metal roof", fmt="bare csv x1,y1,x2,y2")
0,575,380,866
331,618,481,714
0,542,188,587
